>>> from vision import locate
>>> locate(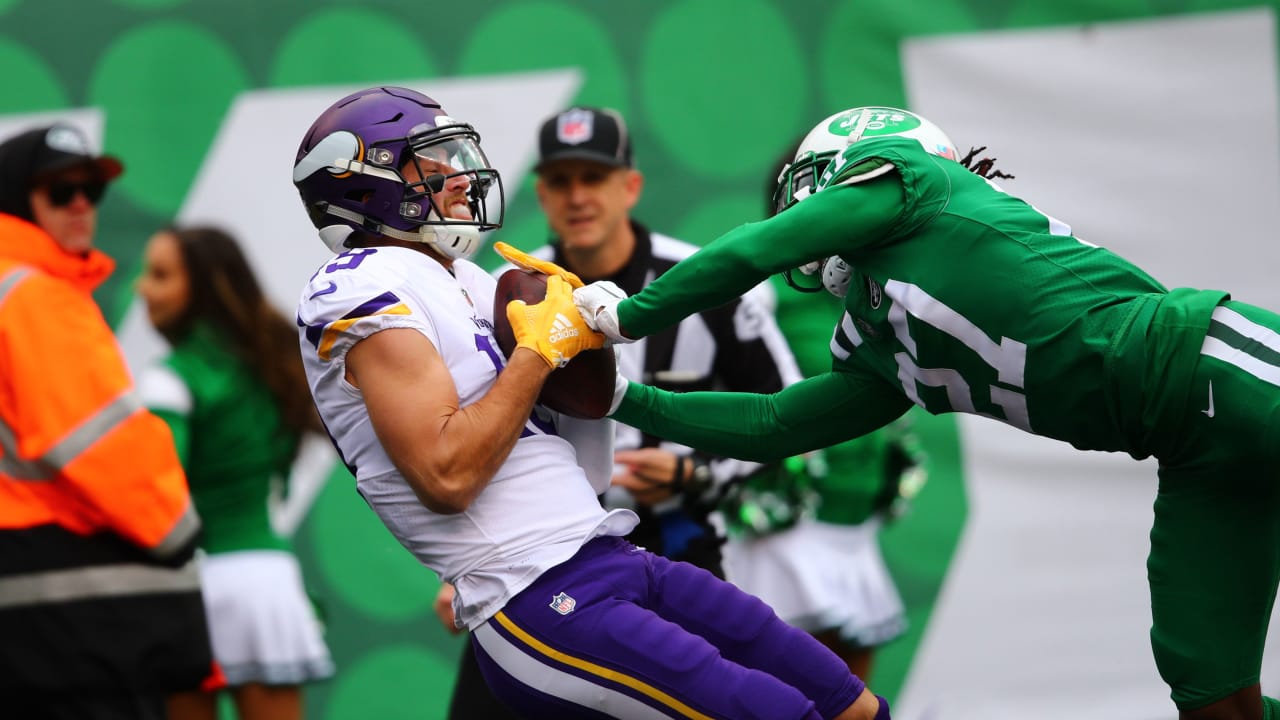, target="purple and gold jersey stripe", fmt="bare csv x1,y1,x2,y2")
481,610,713,719
303,291,412,361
